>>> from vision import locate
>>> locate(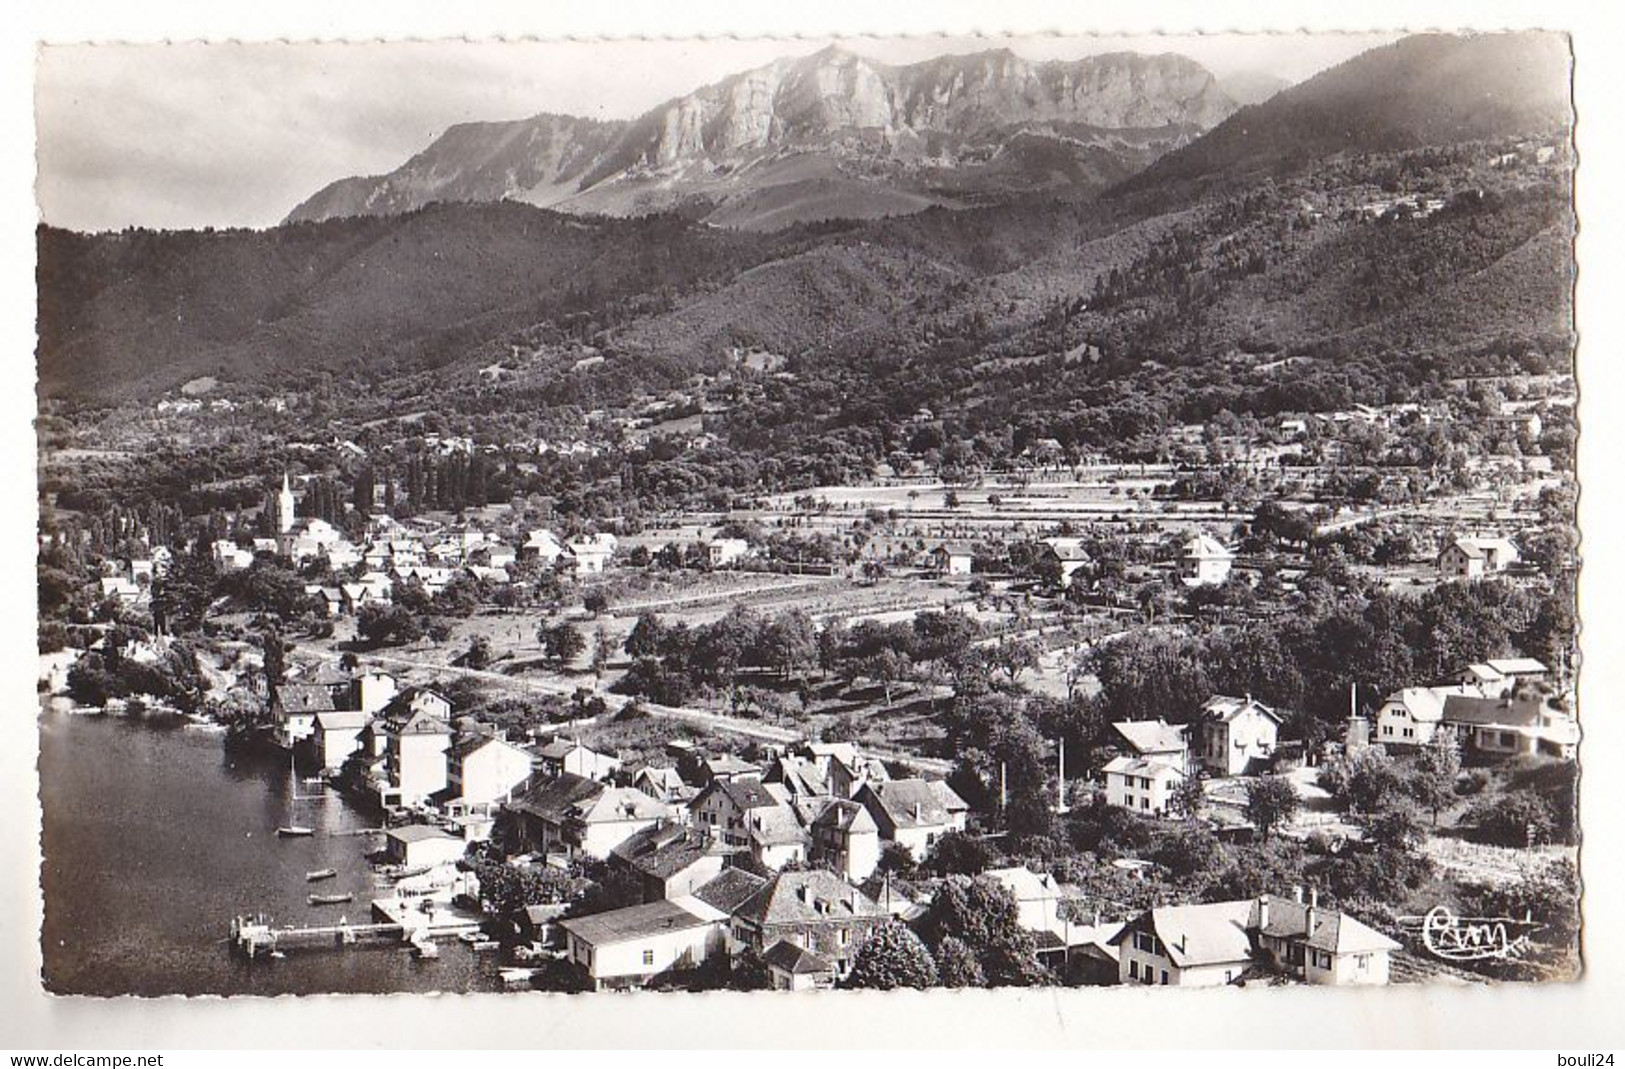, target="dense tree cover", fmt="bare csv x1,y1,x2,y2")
617,606,984,712
920,876,1049,987
844,922,939,990
1090,578,1571,727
